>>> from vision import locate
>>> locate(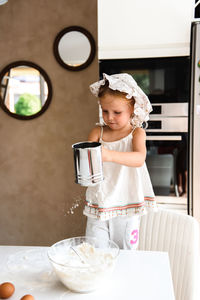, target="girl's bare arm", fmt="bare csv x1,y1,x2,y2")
88,127,101,142
102,127,146,167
